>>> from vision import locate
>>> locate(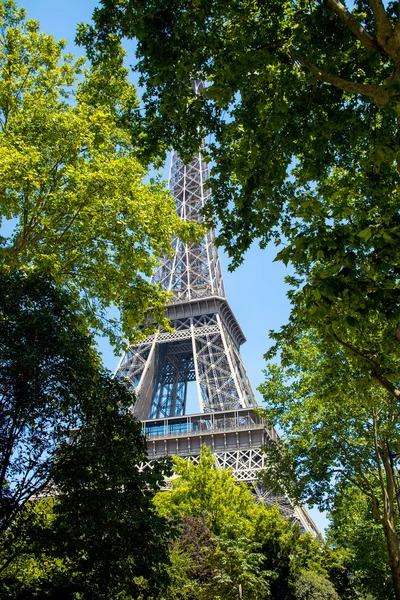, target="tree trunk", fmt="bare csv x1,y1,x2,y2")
382,518,400,600
378,442,400,600
372,417,400,600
